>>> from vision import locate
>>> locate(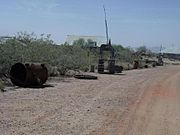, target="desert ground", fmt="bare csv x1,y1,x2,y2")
0,65,180,135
